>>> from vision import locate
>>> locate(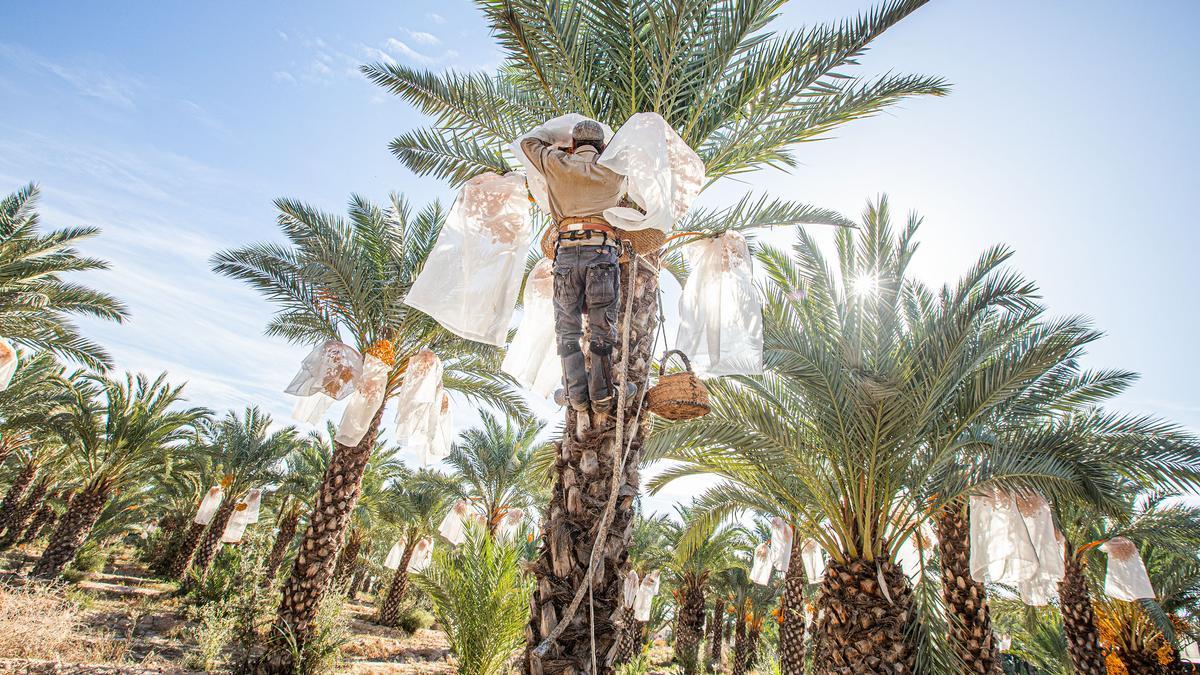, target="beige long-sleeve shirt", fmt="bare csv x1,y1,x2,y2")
520,134,625,224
